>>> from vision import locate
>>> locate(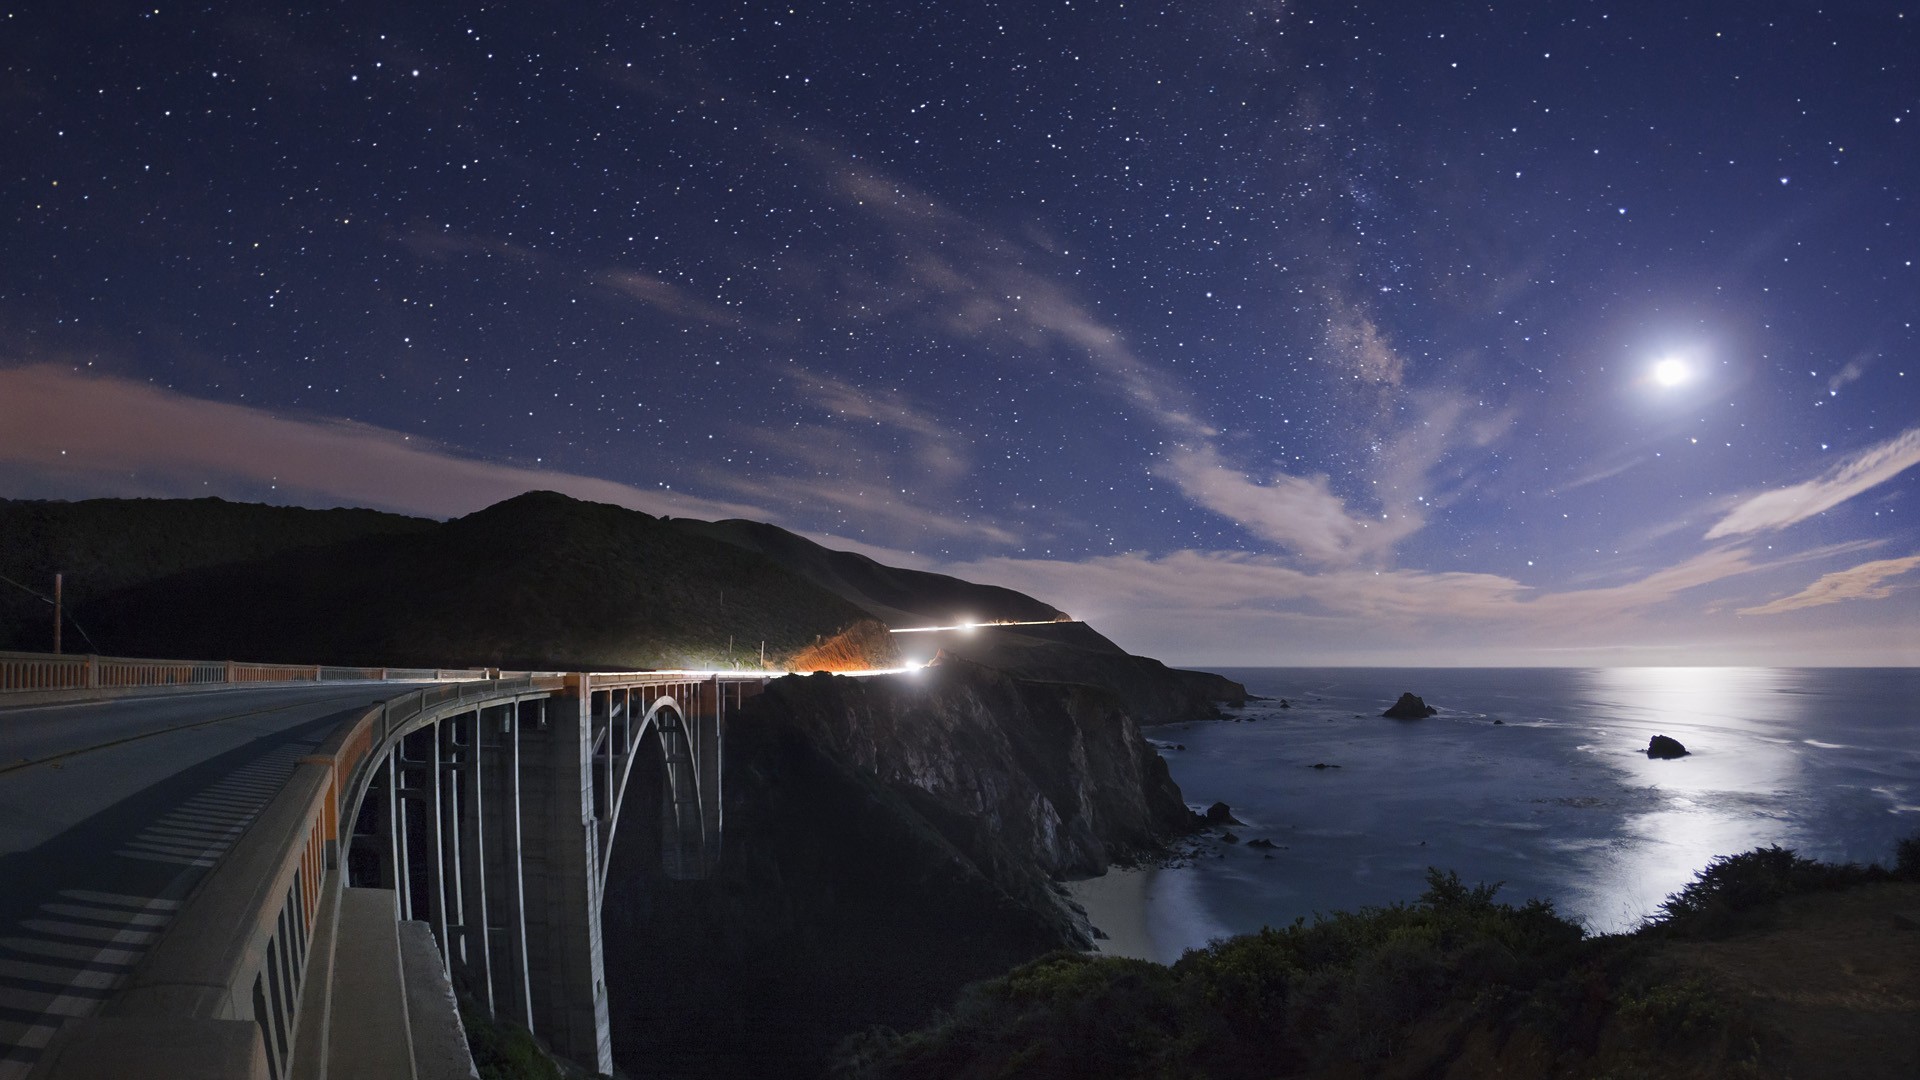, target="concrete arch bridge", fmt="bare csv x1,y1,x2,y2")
9,659,773,1079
